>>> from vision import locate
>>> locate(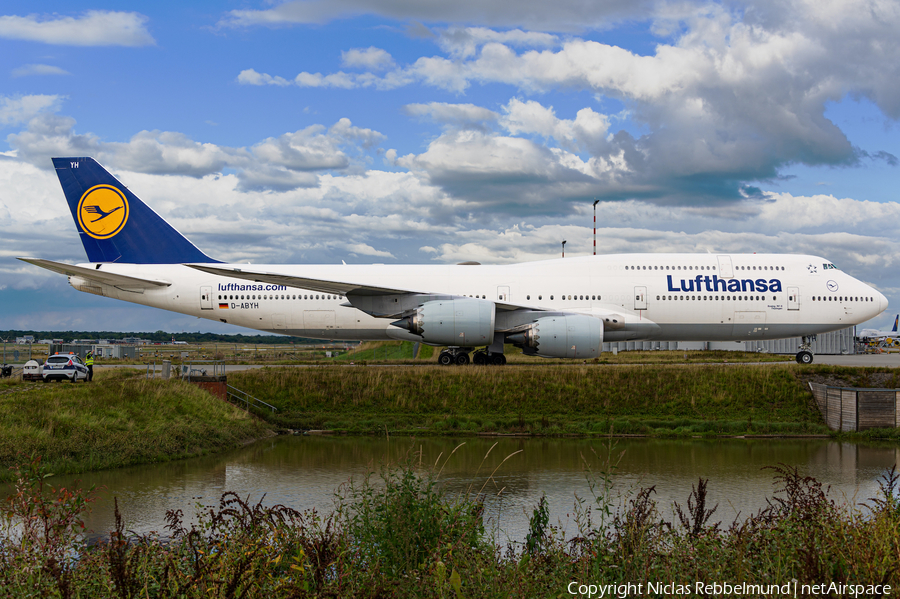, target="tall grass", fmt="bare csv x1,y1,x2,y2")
229,363,827,435
0,371,270,481
2,453,898,598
